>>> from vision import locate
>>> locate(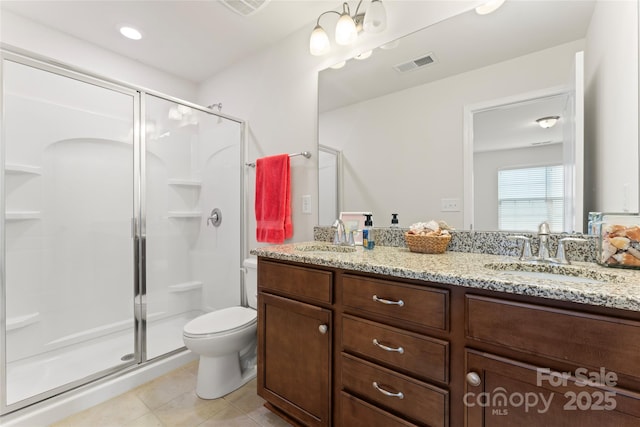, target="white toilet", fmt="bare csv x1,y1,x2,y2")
182,258,258,399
